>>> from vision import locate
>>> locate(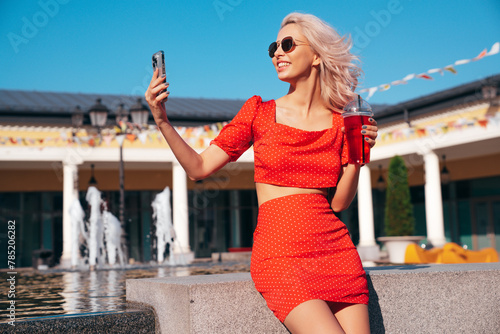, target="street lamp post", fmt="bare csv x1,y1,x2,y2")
84,97,148,265
127,98,150,235
114,104,129,231
113,99,149,261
